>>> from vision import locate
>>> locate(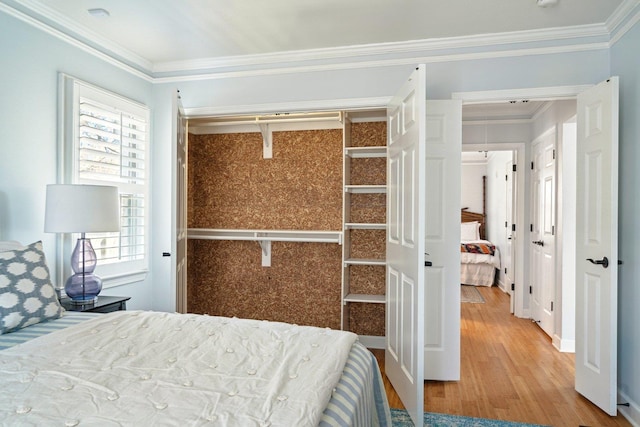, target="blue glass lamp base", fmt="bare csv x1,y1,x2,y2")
65,273,102,303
